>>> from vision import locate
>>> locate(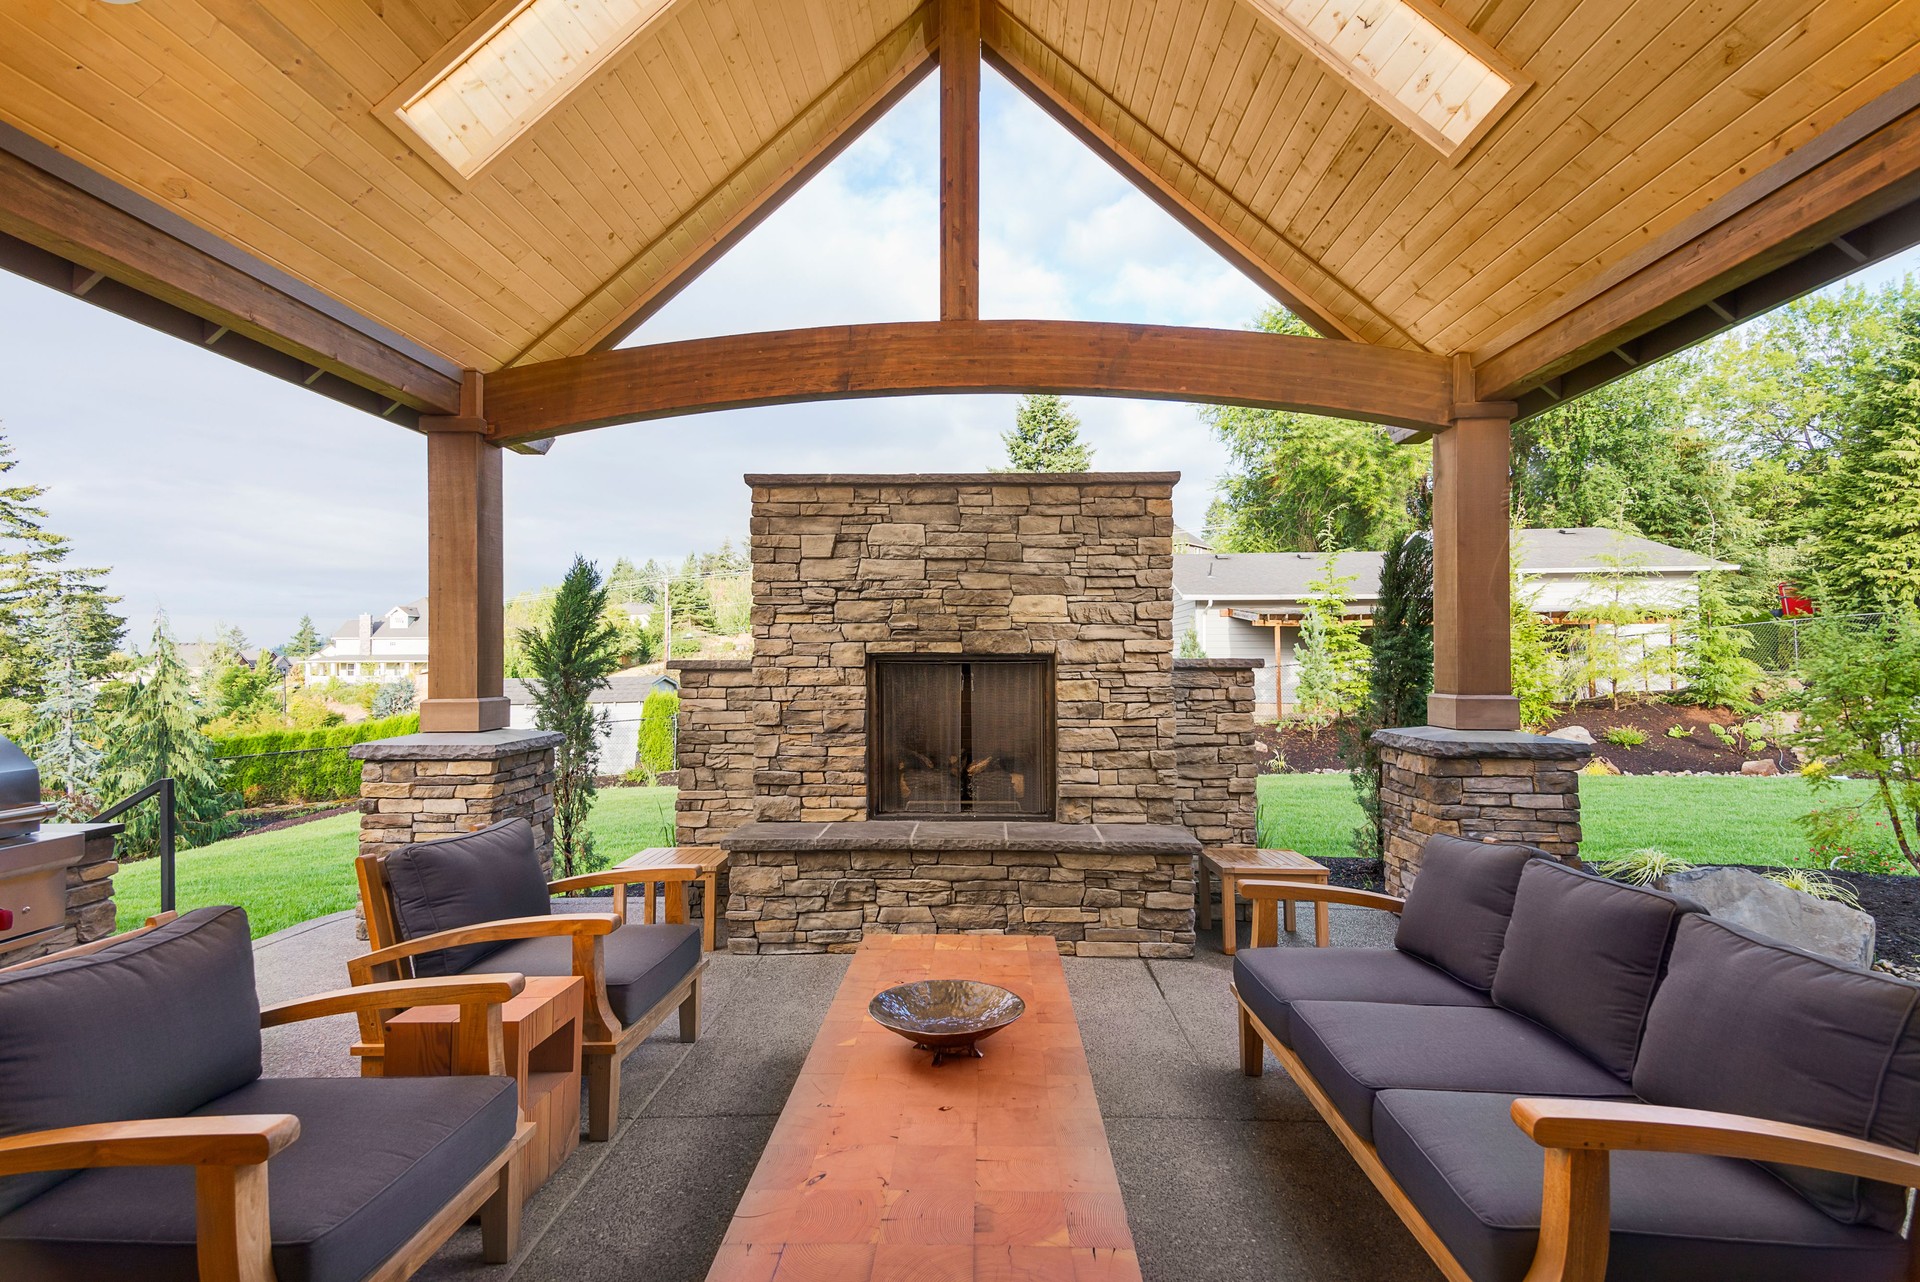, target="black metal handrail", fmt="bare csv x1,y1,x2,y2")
94,778,176,914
